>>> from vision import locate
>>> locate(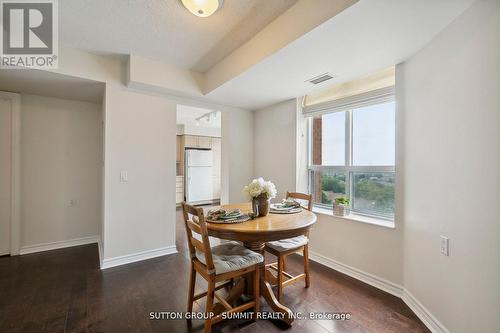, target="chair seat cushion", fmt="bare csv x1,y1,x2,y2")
196,241,264,274
266,235,309,252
